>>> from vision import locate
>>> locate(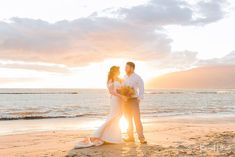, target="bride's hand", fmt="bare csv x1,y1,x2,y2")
121,96,128,101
